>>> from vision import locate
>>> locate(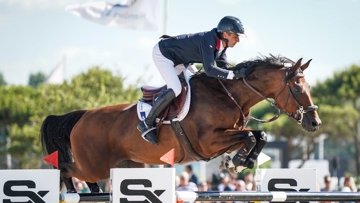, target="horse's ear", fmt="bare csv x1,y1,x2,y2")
290,58,302,74
300,59,312,71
